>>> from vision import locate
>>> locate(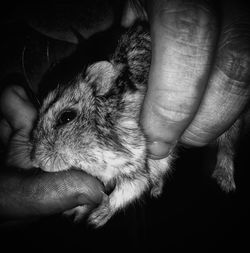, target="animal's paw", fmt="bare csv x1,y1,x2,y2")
150,179,164,198
87,195,113,228
212,166,236,192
